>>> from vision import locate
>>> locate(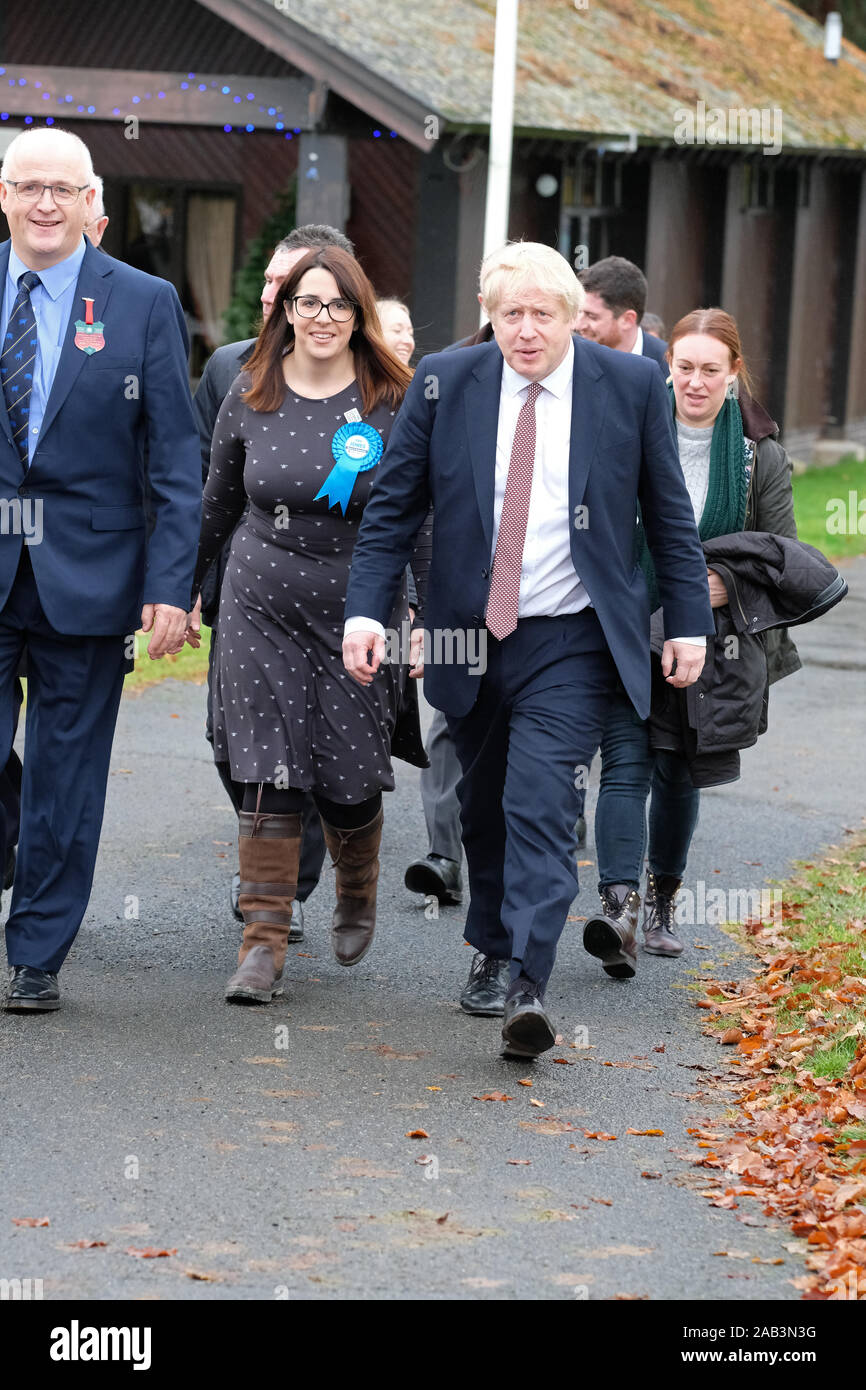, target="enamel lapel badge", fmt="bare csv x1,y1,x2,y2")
74,298,105,354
